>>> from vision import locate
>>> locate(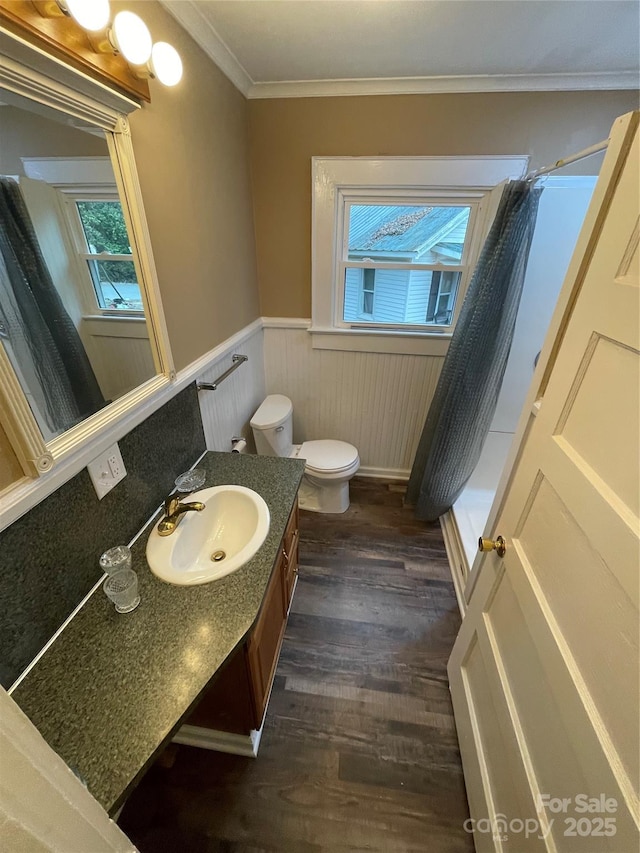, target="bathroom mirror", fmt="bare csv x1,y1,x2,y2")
1,96,158,442
0,36,173,481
